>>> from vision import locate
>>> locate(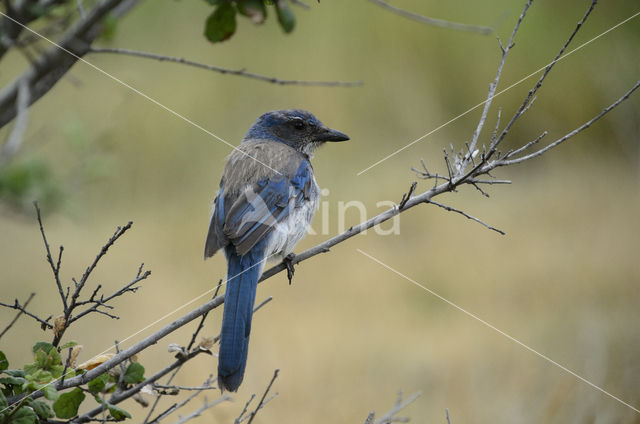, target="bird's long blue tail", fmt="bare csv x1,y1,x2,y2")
218,245,265,392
